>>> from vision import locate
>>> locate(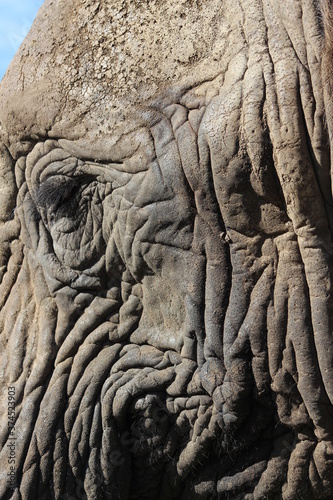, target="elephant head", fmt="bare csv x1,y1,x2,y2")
1,0,333,498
